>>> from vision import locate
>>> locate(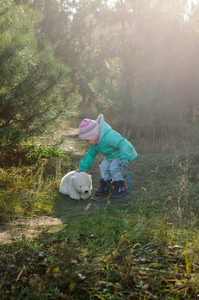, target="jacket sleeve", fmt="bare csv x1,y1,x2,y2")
106,130,138,163
79,145,99,171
